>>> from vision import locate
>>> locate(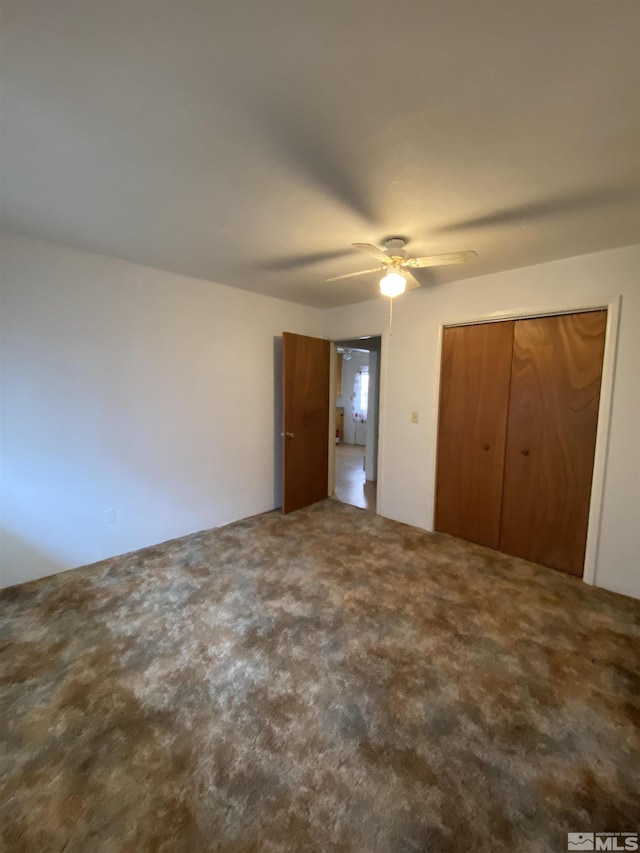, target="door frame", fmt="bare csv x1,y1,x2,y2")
431,295,621,588
329,331,388,514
